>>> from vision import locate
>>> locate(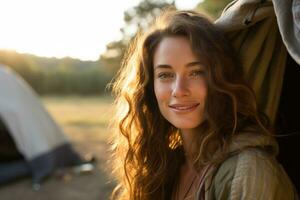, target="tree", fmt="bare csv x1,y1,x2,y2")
100,0,176,76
